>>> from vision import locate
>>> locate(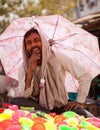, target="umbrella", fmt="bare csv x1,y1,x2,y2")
0,15,100,92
